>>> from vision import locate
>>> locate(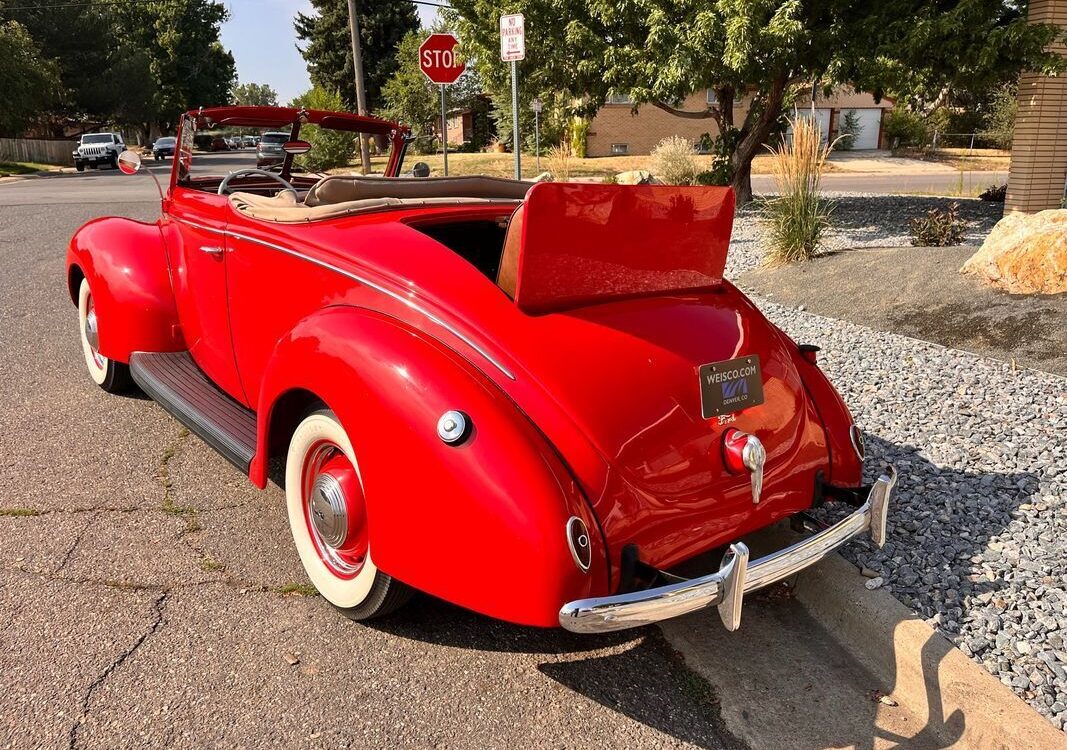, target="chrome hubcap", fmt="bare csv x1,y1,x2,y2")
302,444,368,578
309,474,348,548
